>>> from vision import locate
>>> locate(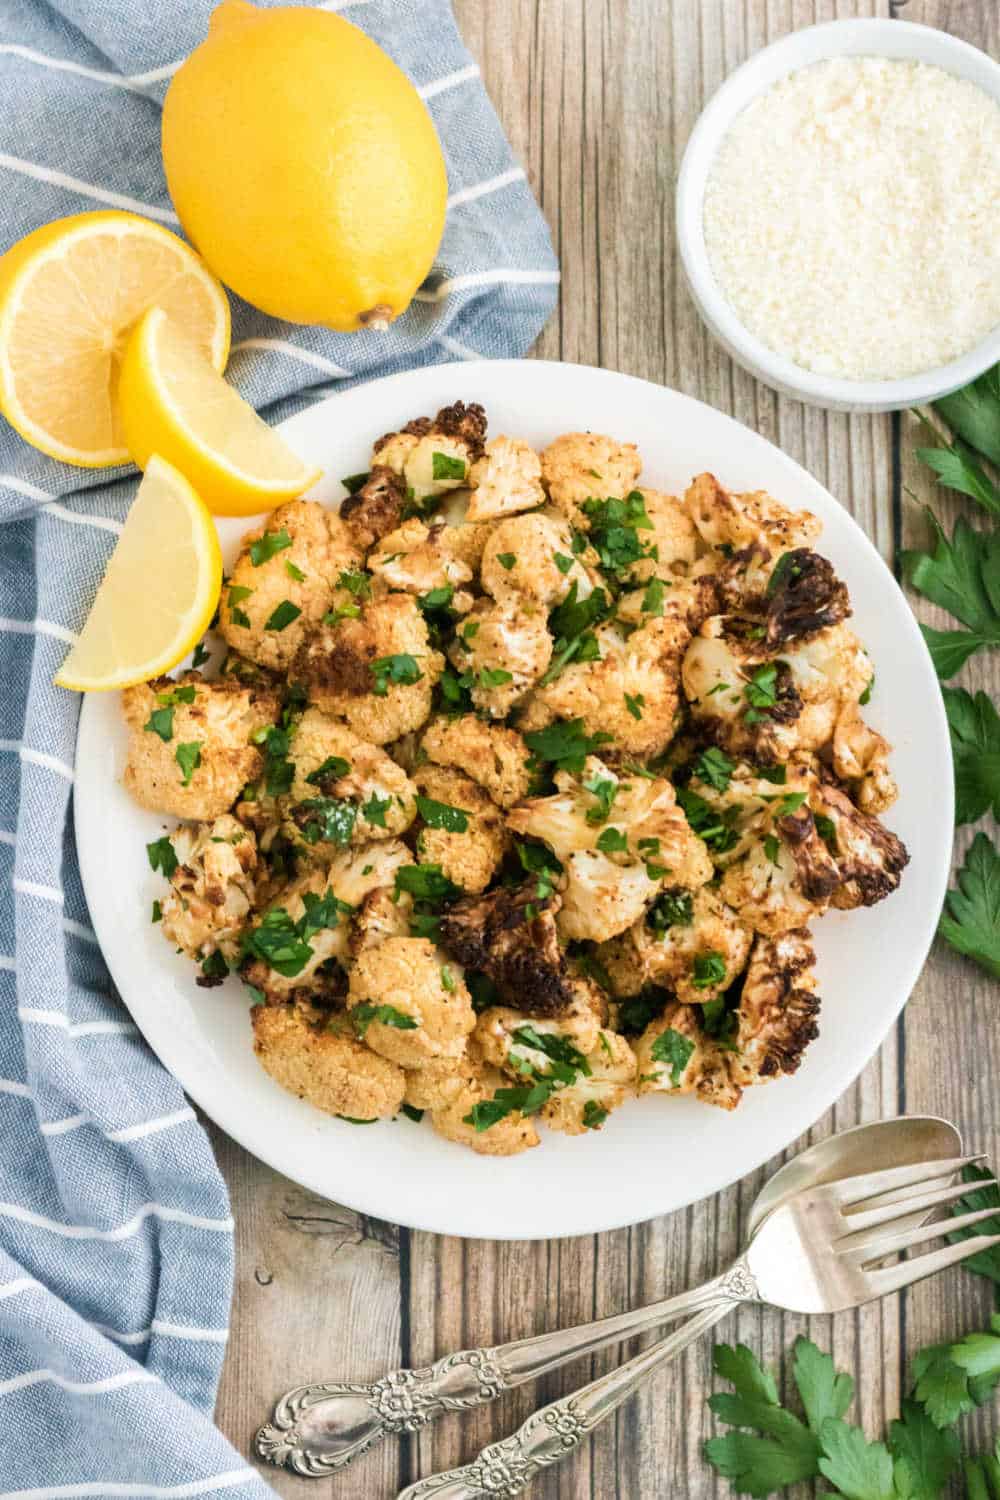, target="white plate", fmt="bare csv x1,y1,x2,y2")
75,361,952,1241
